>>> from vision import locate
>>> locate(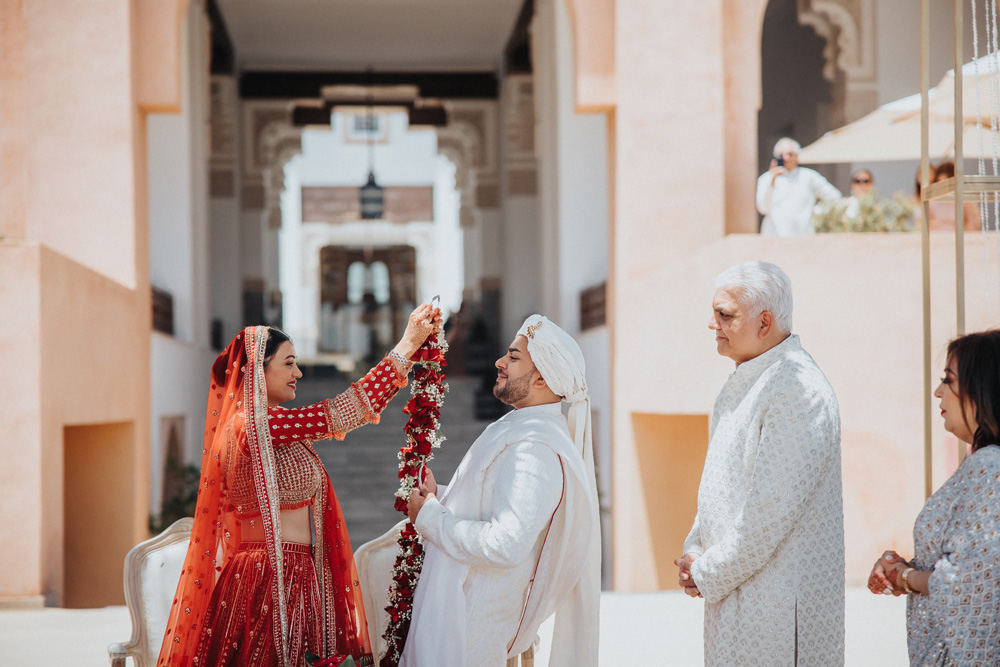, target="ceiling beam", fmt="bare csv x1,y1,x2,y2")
240,71,499,100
